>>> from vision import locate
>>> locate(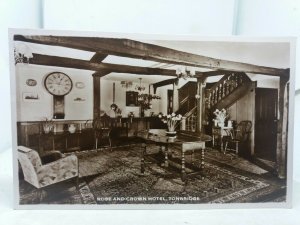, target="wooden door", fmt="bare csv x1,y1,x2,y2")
255,88,278,161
